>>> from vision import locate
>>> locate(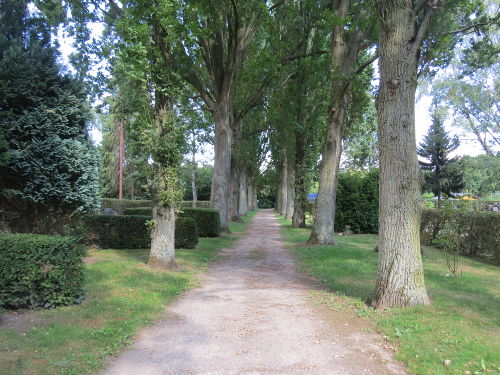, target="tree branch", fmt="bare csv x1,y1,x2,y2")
269,0,288,12
283,50,328,62
413,0,431,15
354,53,378,75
